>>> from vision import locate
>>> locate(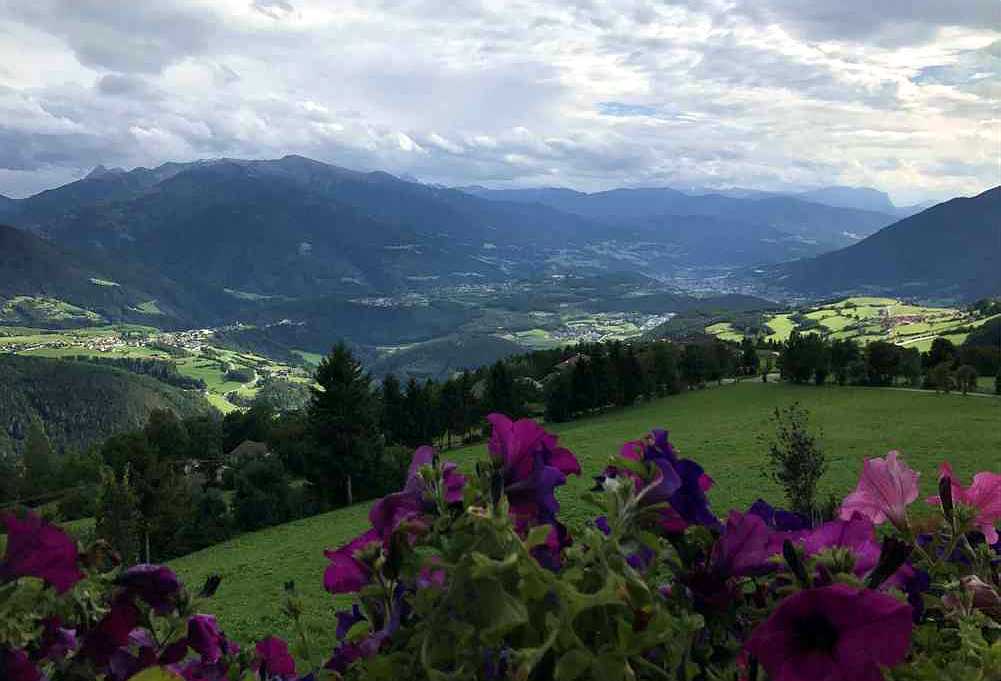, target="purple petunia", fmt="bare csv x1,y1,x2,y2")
323,529,381,595
369,446,466,547
255,636,296,679
599,430,720,534
1,512,84,593
746,584,913,681
116,563,182,614
187,614,225,663
488,414,580,529
1,648,42,681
